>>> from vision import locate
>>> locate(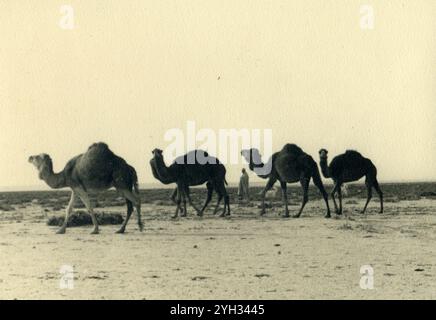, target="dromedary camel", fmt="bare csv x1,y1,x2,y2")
28,142,143,234
150,149,230,218
241,144,331,218
318,149,383,215
150,157,212,217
